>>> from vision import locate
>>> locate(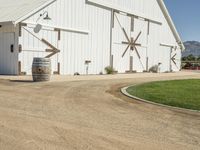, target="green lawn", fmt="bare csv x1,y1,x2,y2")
127,79,200,111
